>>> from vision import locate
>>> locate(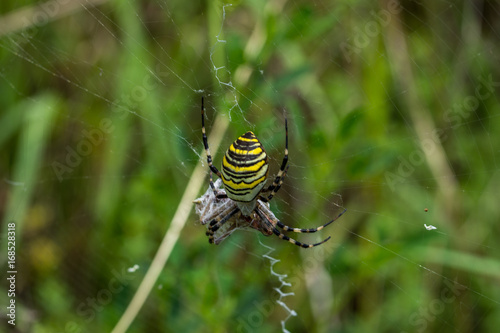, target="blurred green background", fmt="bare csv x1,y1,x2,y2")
1,0,500,332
